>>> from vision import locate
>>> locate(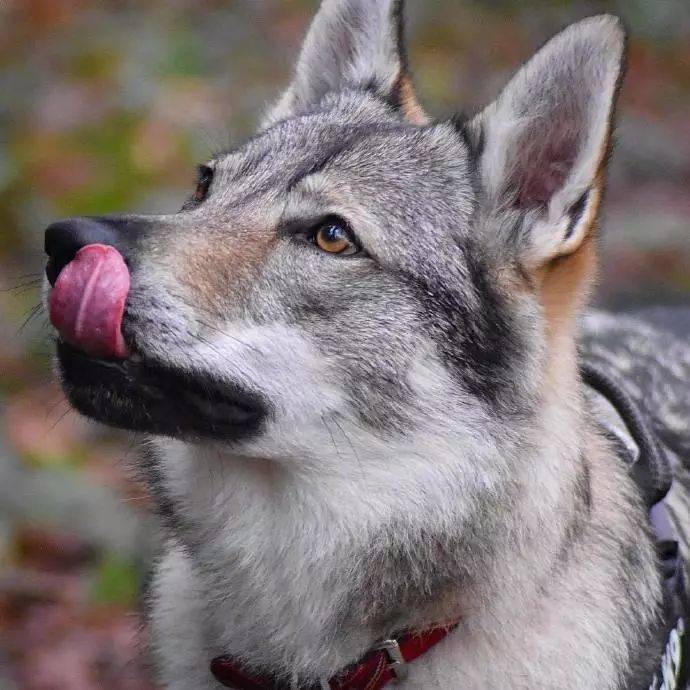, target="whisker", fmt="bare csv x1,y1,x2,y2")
321,413,344,462
173,293,262,354
17,303,44,335
4,271,43,282
45,394,69,423
47,405,73,433
195,319,262,355
193,332,245,369
331,413,367,483
170,293,260,353
1,278,43,293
